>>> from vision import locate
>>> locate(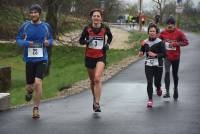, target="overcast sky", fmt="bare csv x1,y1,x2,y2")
123,0,200,11
124,0,200,4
